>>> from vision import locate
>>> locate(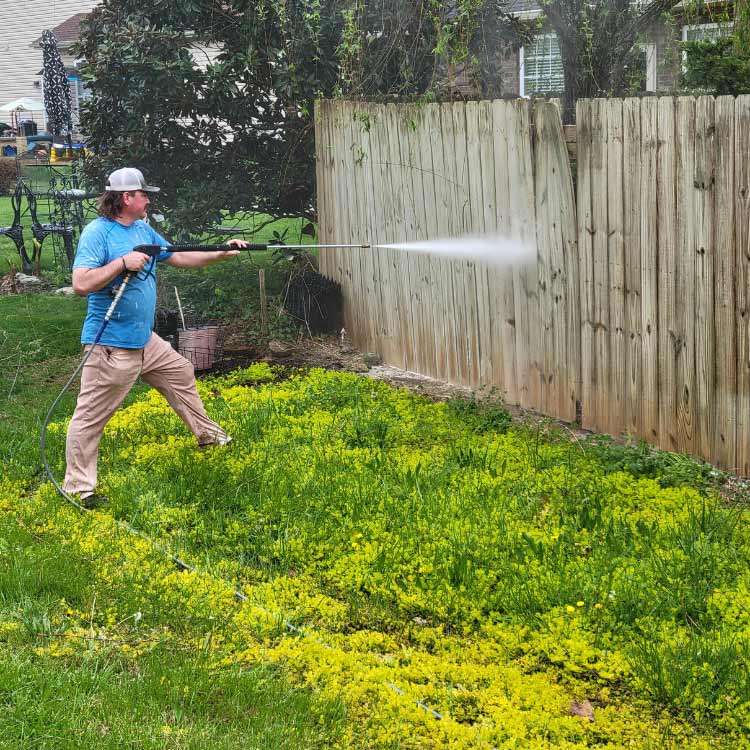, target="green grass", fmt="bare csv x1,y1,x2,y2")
0,514,343,749
4,263,745,747
24,361,746,746
0,294,89,481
